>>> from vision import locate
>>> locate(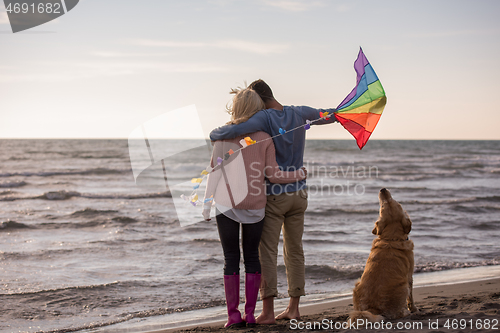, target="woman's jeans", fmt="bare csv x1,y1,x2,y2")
216,213,264,275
